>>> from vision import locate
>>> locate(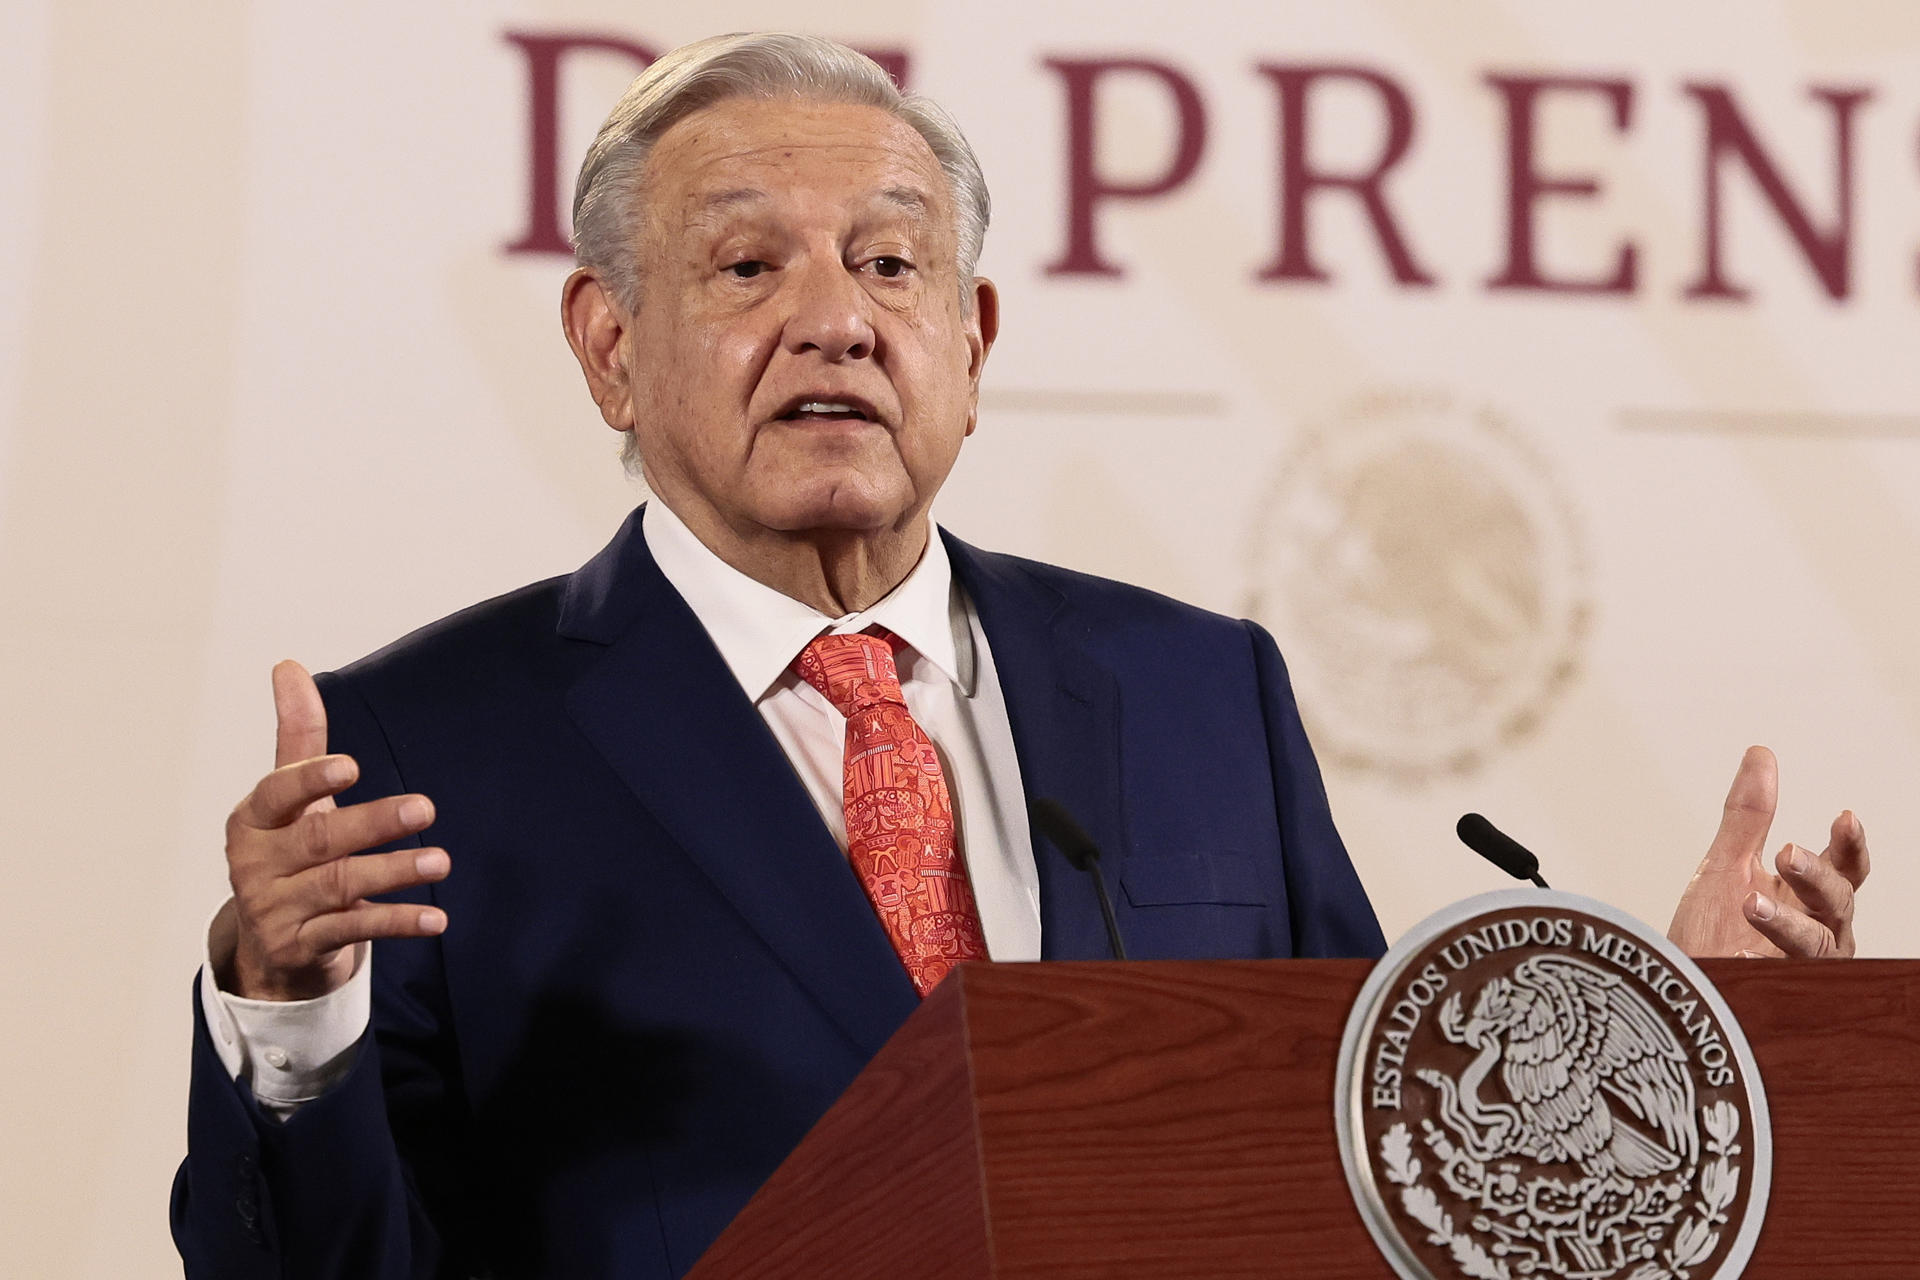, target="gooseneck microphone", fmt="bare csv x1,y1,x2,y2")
1028,798,1129,961
1456,813,1551,889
